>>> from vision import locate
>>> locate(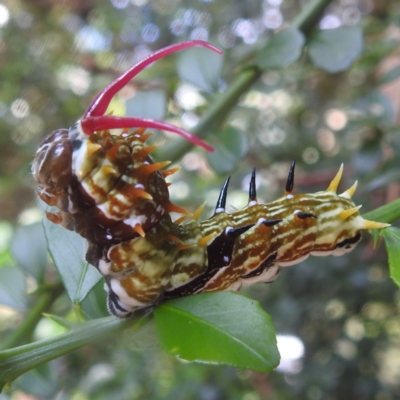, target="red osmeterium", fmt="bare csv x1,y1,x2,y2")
80,116,214,152
80,40,223,151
